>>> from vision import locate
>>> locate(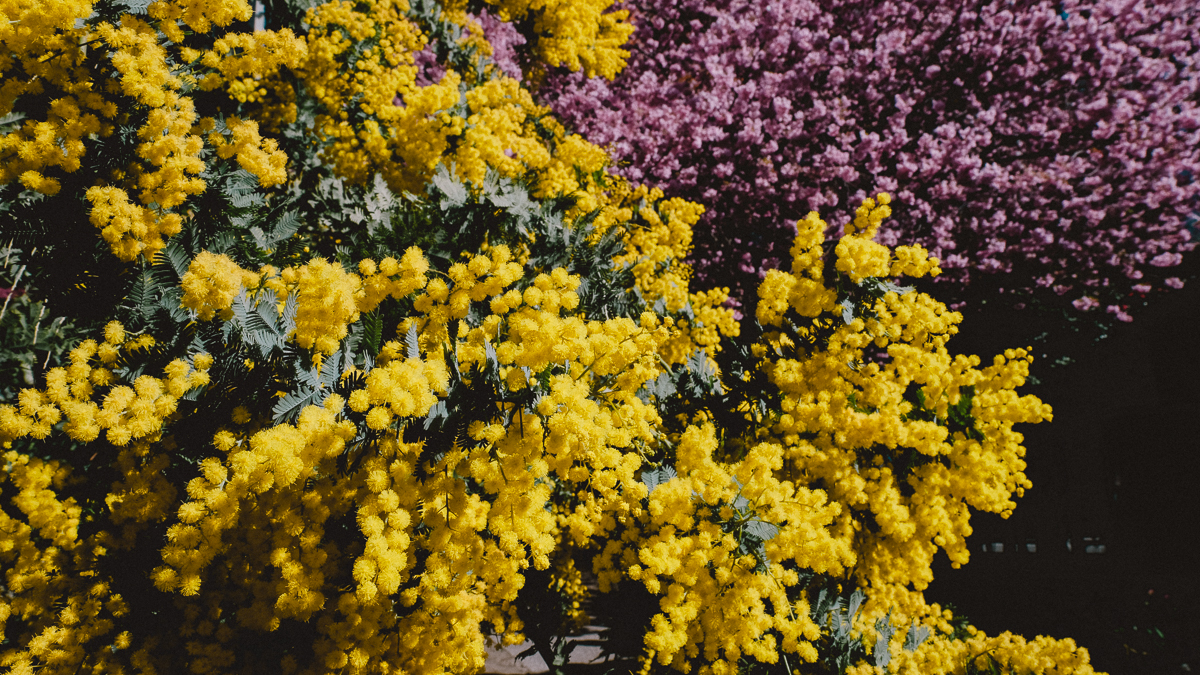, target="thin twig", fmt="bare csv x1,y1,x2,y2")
0,263,27,323
32,303,45,344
